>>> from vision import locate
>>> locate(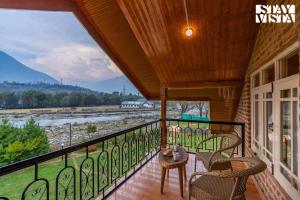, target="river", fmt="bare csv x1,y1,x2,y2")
6,110,160,127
